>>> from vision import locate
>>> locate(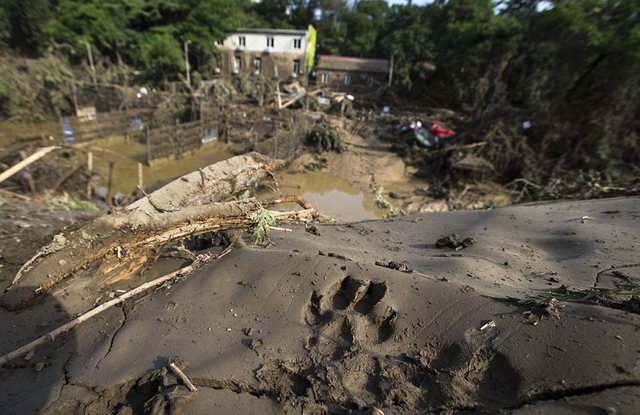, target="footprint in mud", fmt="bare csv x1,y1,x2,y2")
391,341,522,410
304,276,397,356
258,277,521,413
